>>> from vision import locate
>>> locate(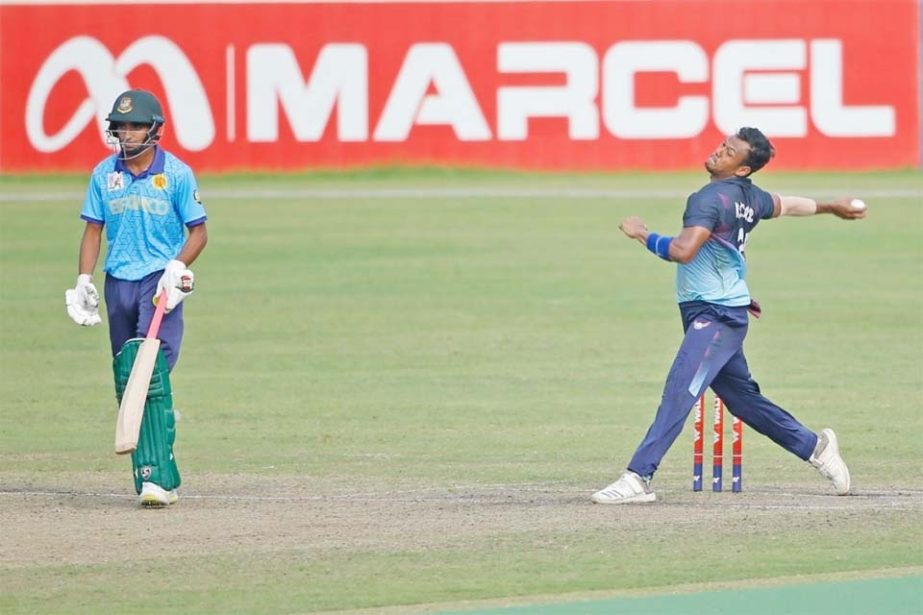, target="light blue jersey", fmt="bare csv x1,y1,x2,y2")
676,177,775,307
81,147,207,281
676,240,751,306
